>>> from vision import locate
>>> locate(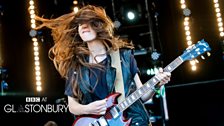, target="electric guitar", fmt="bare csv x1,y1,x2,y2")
72,39,211,126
